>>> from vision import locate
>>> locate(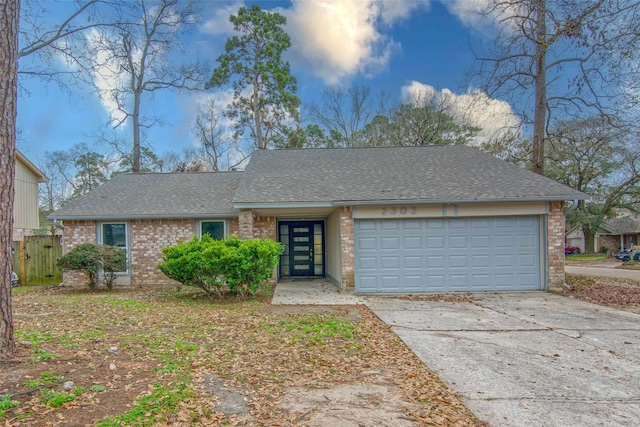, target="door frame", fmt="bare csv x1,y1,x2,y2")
278,220,325,279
